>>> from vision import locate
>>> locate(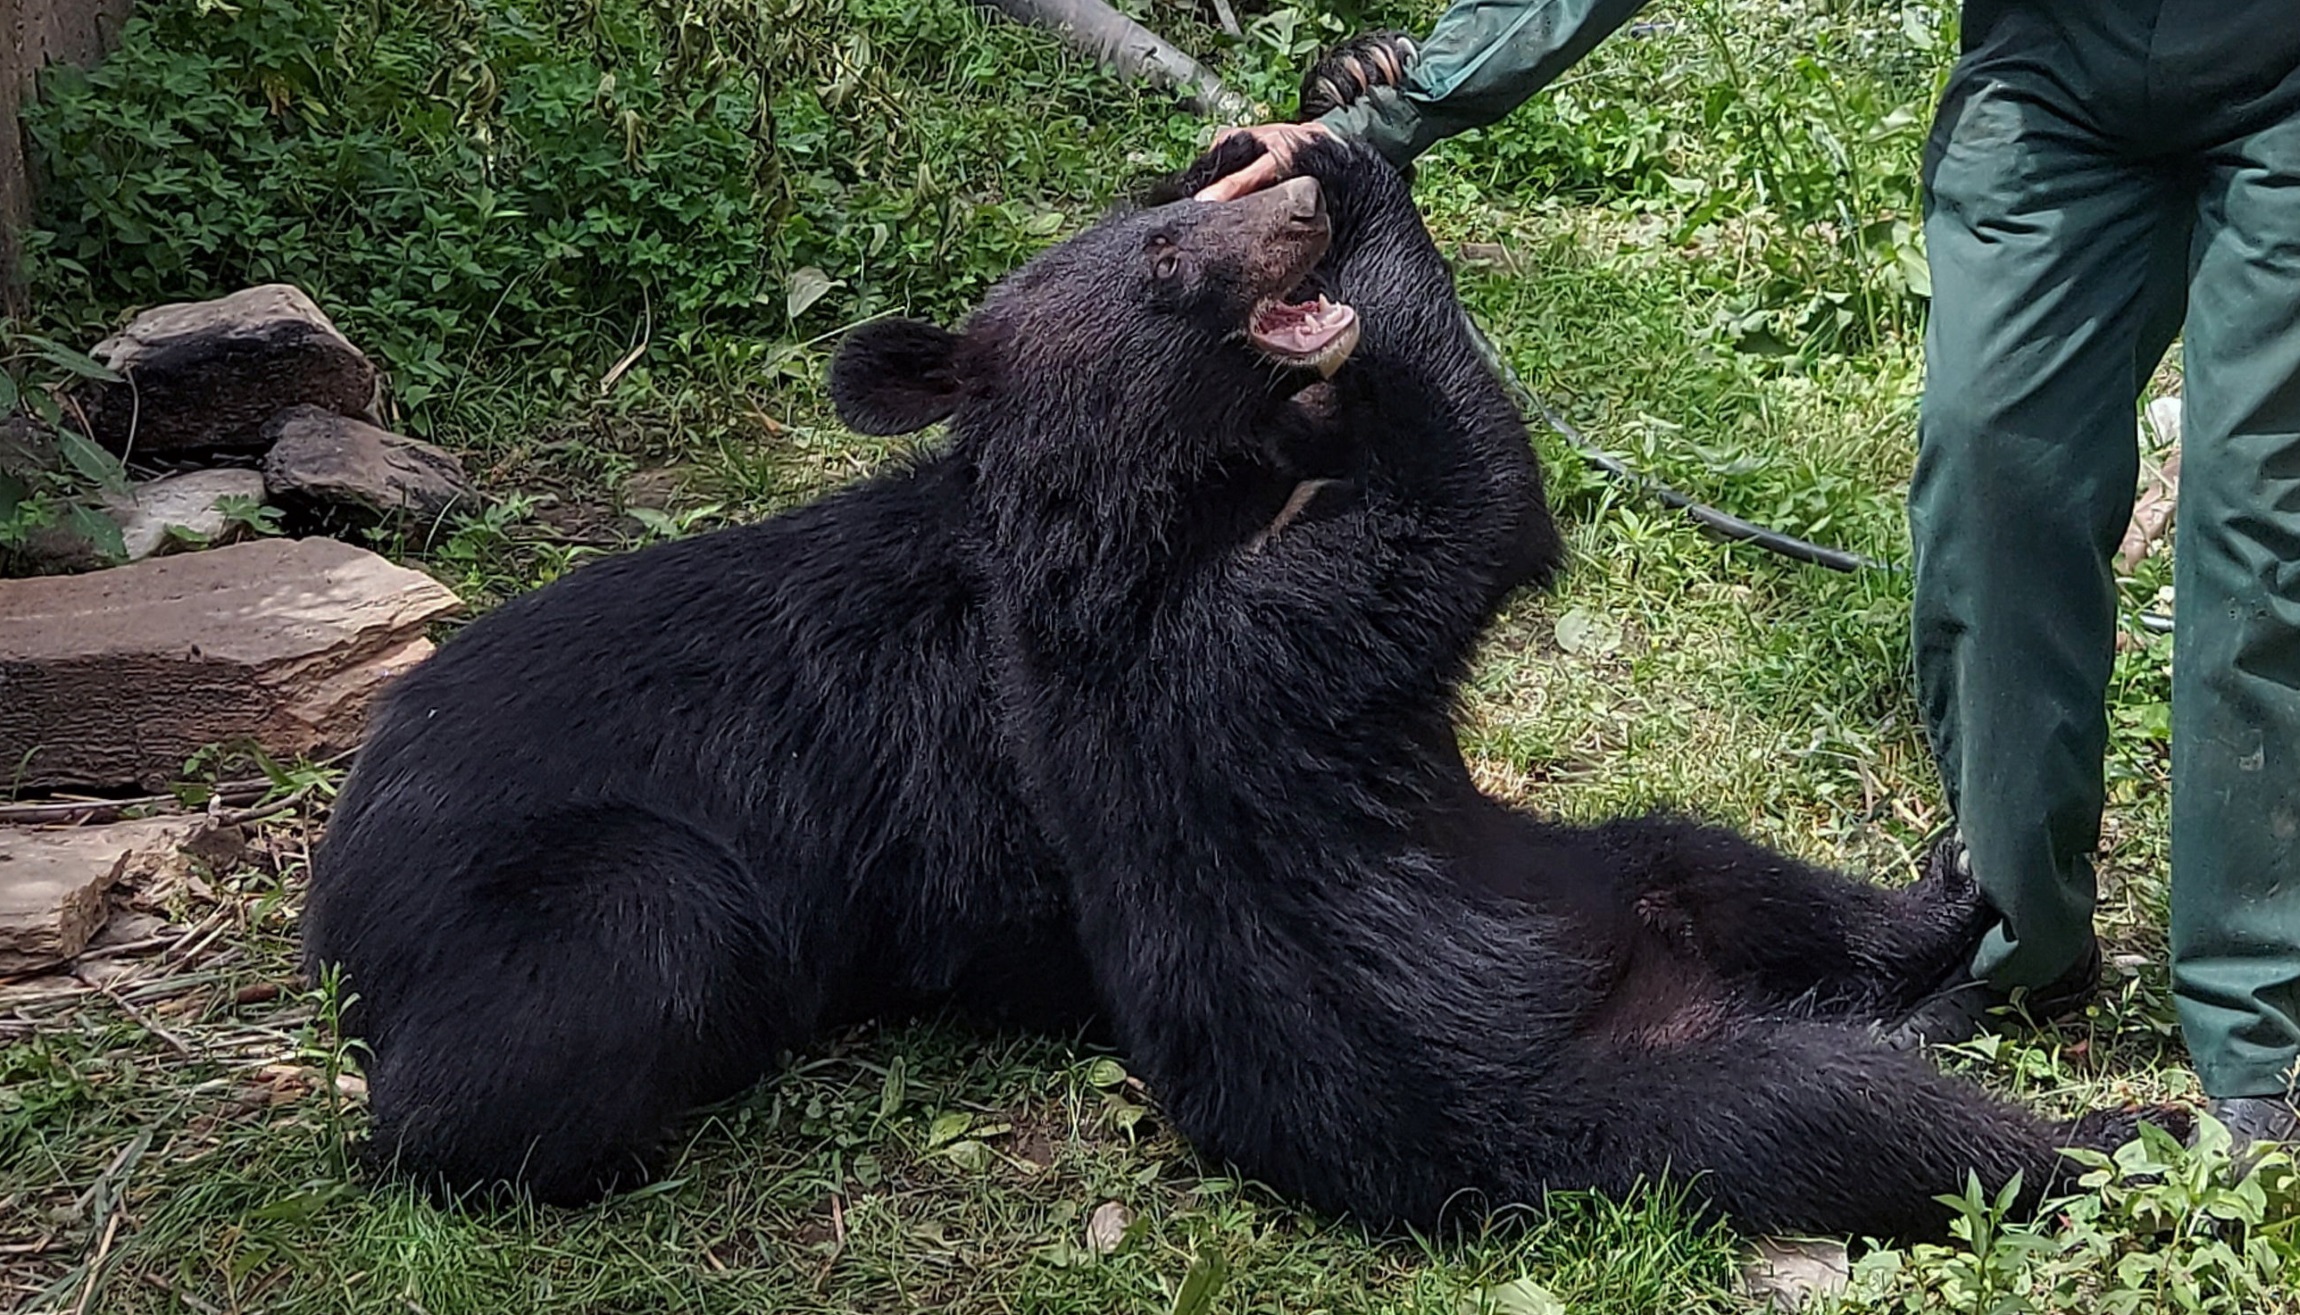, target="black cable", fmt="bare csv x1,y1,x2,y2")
1464,316,2178,632
1536,399,1891,574
1465,317,1888,572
